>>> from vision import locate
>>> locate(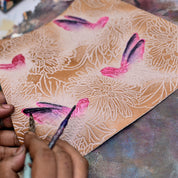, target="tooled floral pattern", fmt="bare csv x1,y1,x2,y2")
82,16,134,67
0,38,25,60
25,29,71,75
136,74,178,108
61,14,135,70
72,121,116,155
70,0,121,12
145,18,178,73
131,10,178,73
65,72,139,121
